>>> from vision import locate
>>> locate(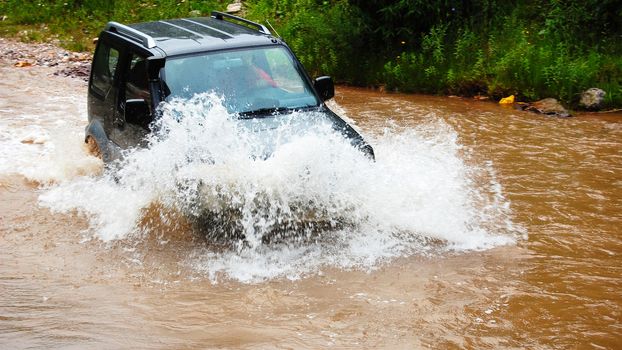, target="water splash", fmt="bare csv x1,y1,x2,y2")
0,112,101,183
39,93,519,282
